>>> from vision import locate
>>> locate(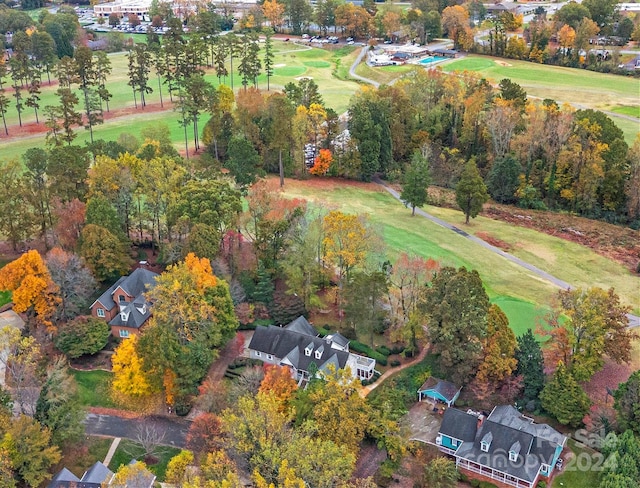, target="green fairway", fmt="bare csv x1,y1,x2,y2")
281,179,639,331
441,55,639,143
0,43,362,158
610,105,640,118
490,296,547,337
